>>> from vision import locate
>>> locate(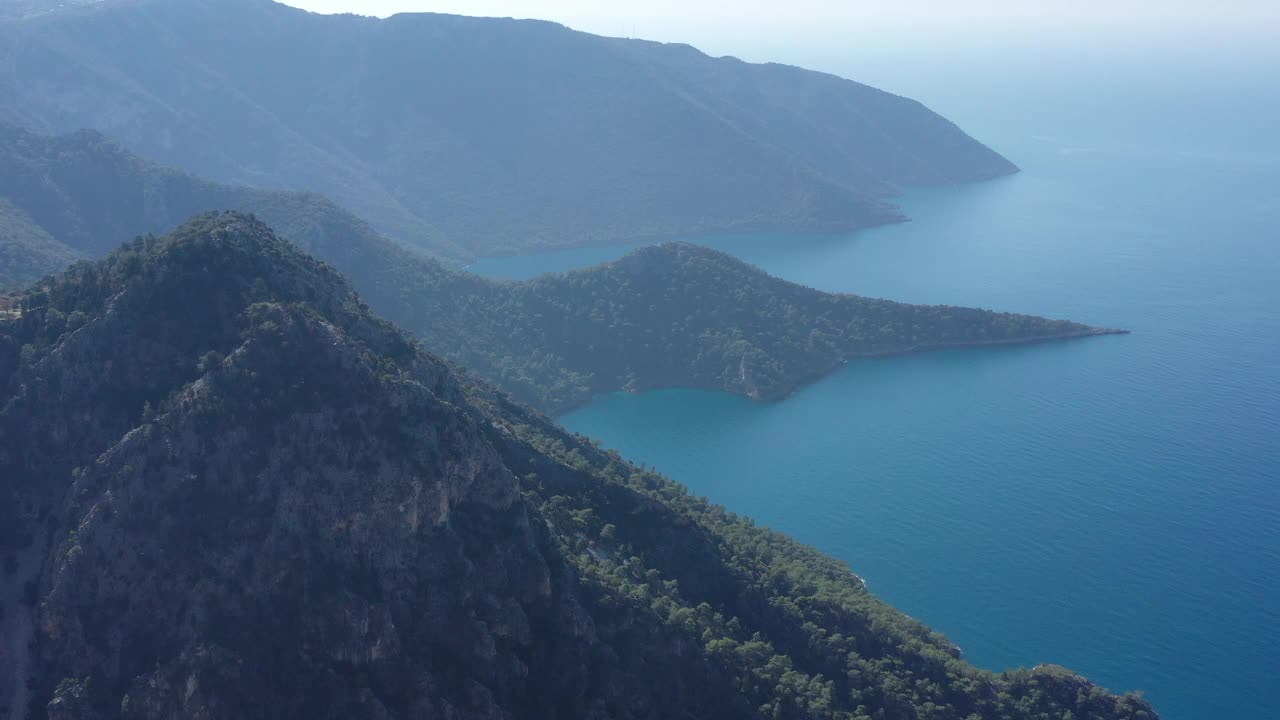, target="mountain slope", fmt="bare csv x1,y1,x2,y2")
362,242,1118,413
0,199,80,290
0,0,1015,259
0,122,464,288
442,244,1117,412
0,214,1156,720
0,125,1115,414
